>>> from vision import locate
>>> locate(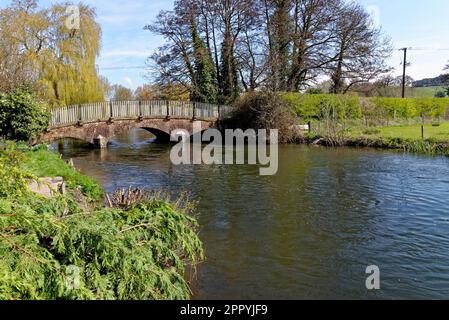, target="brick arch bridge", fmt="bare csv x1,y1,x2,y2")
35,100,232,147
